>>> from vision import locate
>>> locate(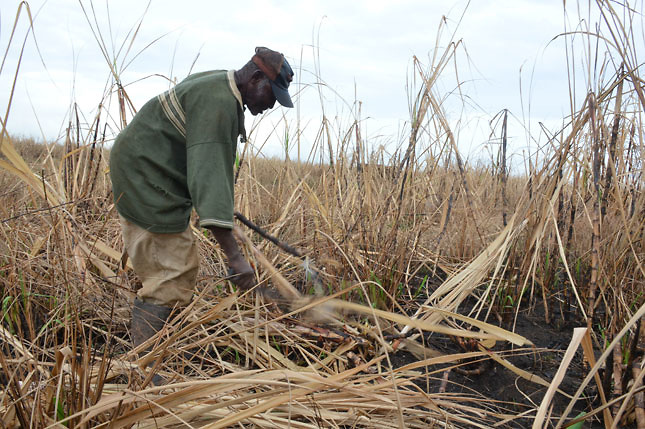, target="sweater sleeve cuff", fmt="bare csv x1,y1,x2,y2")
200,218,234,229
